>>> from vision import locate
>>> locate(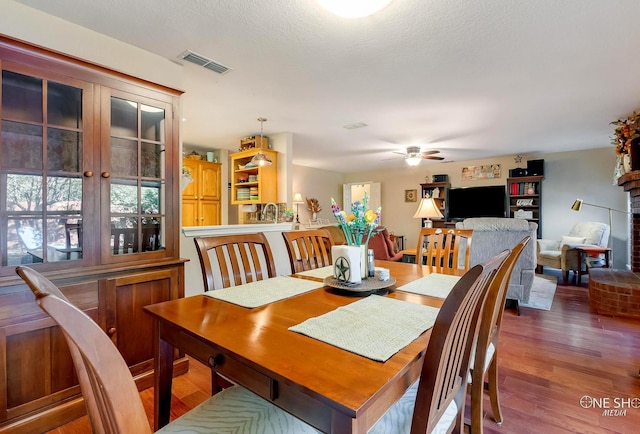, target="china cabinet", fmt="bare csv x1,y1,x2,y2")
230,148,278,204
181,158,221,226
0,36,186,433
